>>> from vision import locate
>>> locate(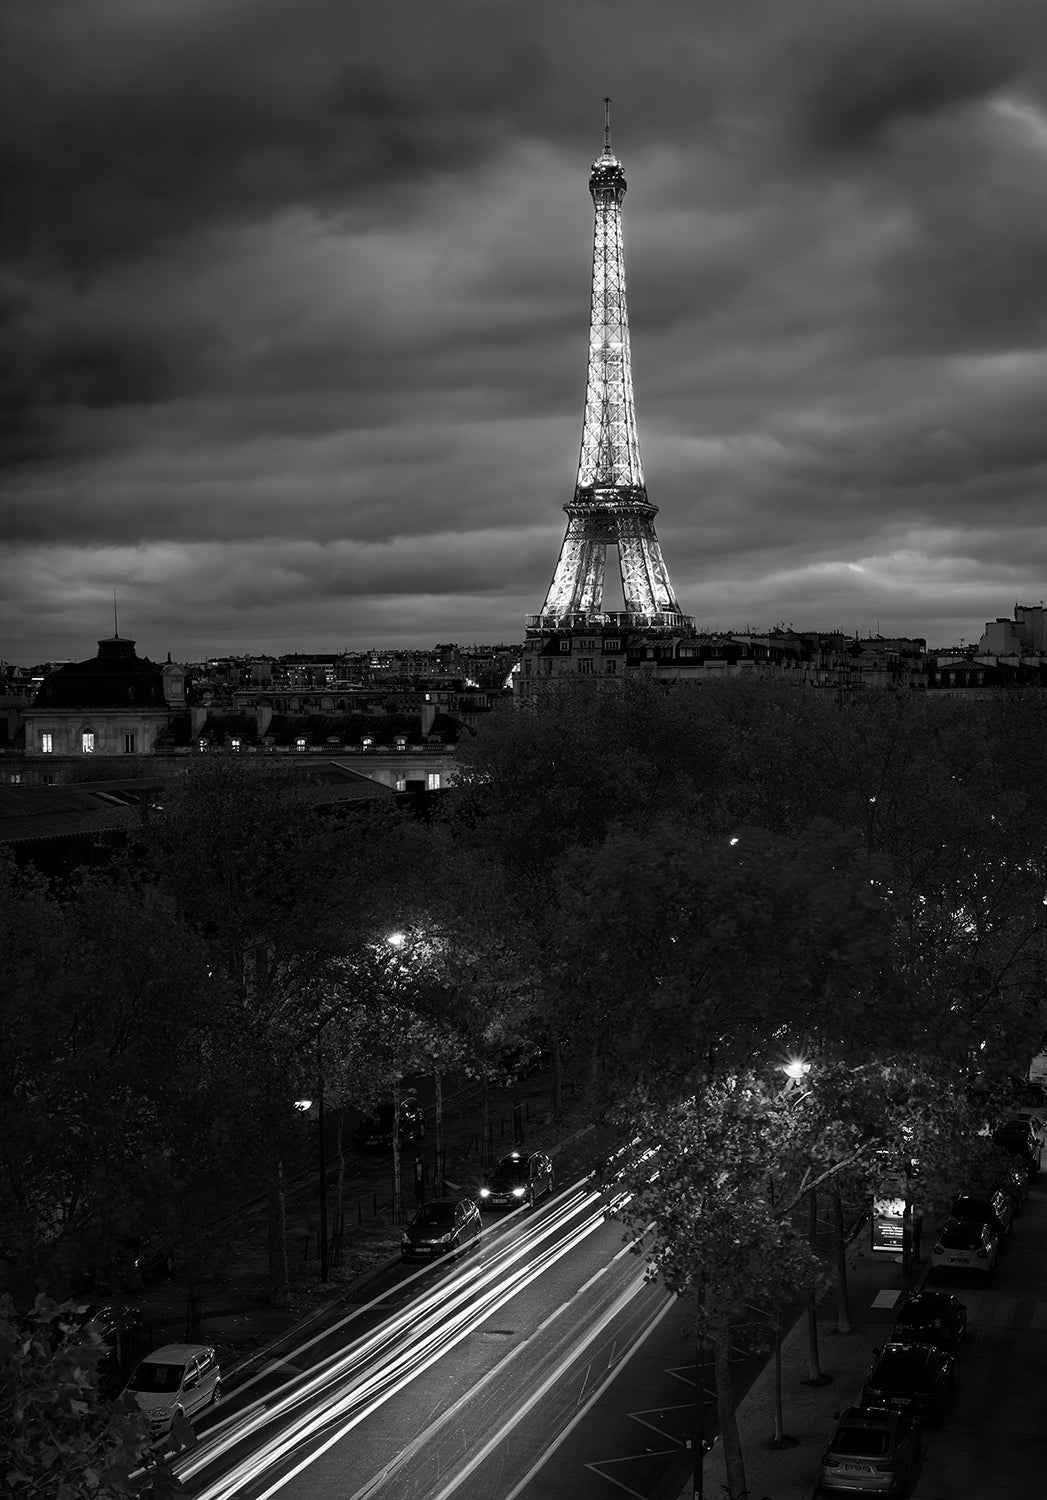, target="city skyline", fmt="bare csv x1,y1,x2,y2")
3,1,1047,664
